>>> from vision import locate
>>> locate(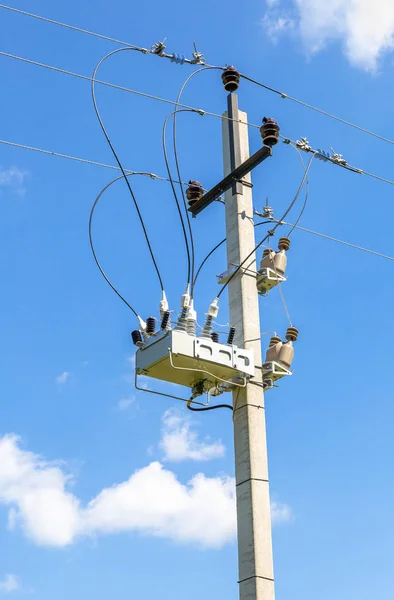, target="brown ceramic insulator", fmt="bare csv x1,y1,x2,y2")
186,180,204,207
221,66,240,92
260,117,280,147
285,327,299,342
278,237,291,251
263,248,271,257
269,335,282,347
